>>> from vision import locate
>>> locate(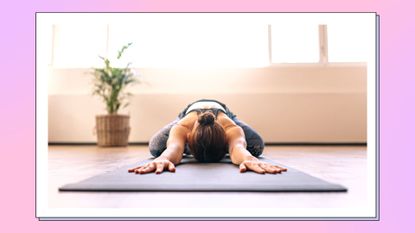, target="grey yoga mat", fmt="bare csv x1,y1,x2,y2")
59,156,347,192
